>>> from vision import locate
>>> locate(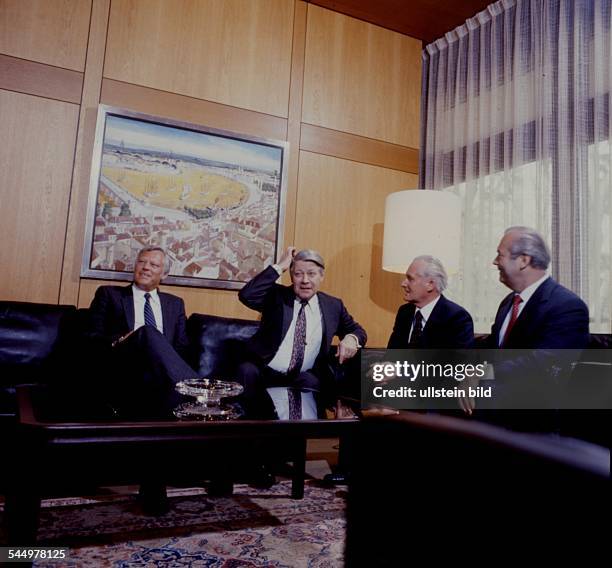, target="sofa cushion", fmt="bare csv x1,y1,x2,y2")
187,314,259,379
0,301,77,388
